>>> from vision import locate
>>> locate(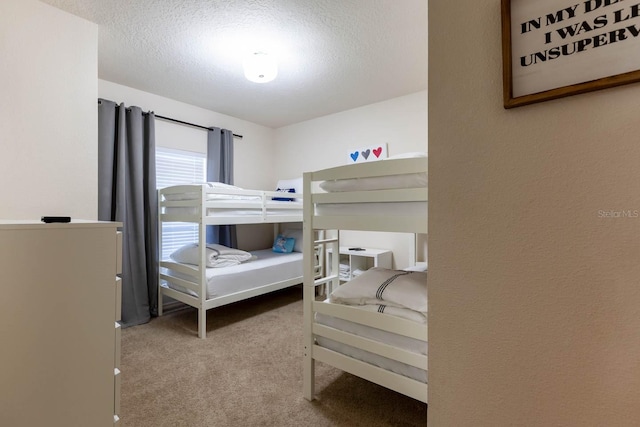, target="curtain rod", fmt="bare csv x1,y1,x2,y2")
155,115,243,139
98,99,243,139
